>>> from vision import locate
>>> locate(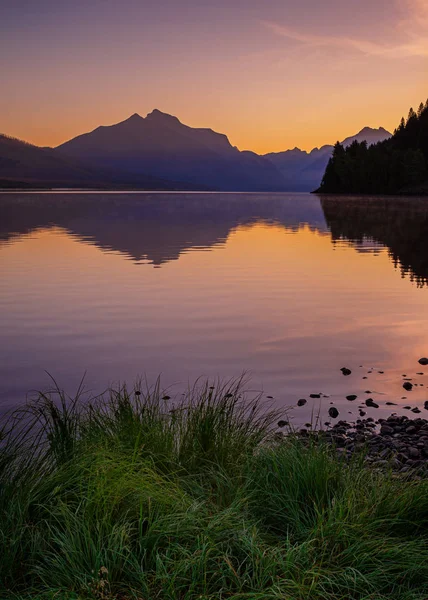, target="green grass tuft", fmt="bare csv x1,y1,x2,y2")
1,377,428,599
